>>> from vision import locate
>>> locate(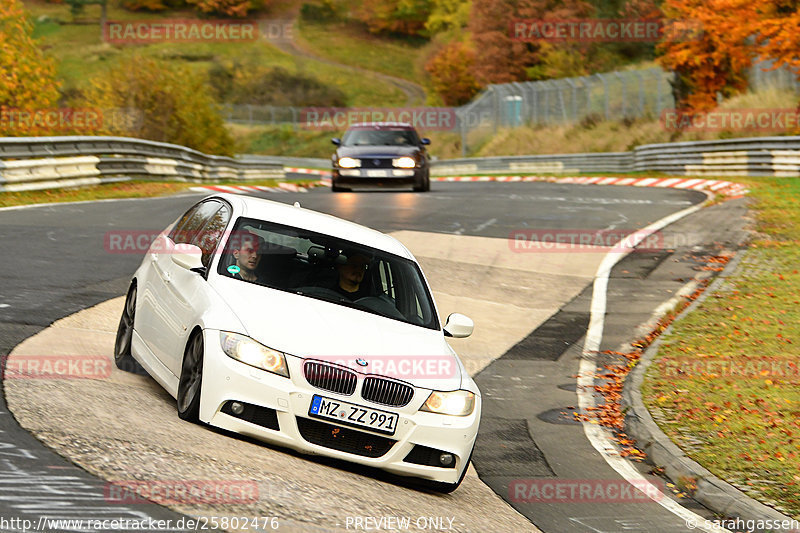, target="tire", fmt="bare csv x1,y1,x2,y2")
331,182,350,192
114,283,139,372
177,332,204,422
413,173,430,193
414,446,473,493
